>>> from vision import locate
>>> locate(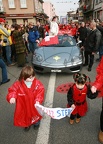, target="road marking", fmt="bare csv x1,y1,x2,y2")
35,73,56,144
